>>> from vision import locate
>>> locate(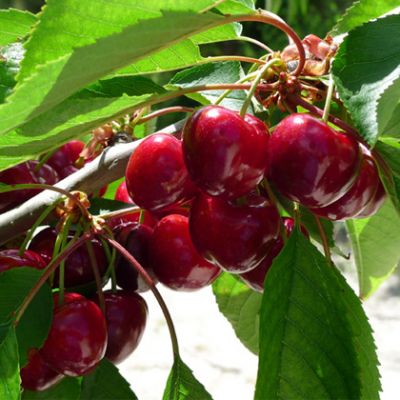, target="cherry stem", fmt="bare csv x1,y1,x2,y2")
0,183,90,221
99,236,117,293
57,217,73,306
322,74,335,122
240,58,281,117
105,237,180,359
237,35,274,53
14,233,93,324
206,55,266,66
86,241,106,314
100,205,141,220
314,215,332,264
136,106,194,125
